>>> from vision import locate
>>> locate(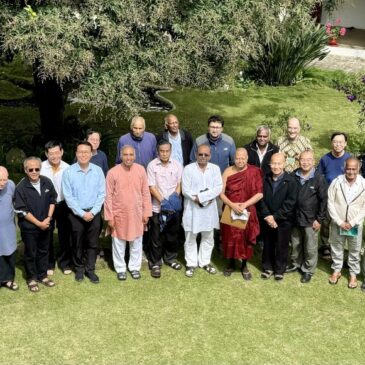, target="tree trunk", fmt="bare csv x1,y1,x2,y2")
33,74,66,142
